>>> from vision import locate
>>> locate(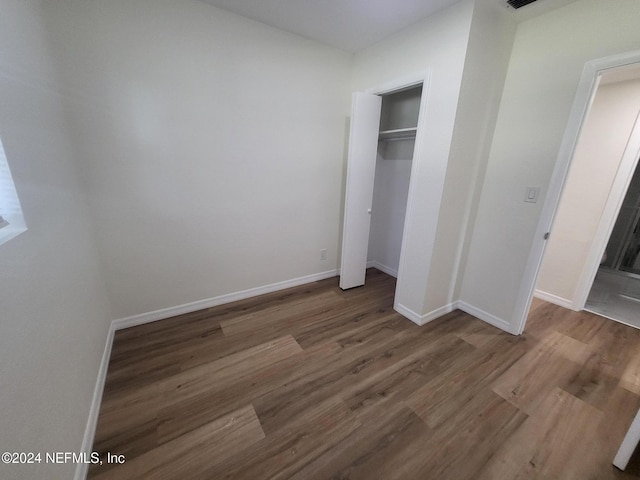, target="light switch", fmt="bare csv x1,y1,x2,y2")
525,186,540,203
